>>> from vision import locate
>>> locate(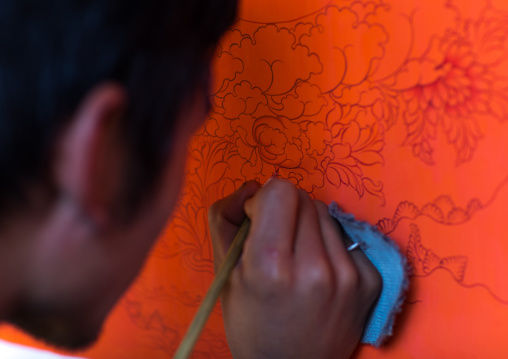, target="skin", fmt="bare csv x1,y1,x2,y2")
0,82,207,350
0,80,382,356
209,180,382,359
